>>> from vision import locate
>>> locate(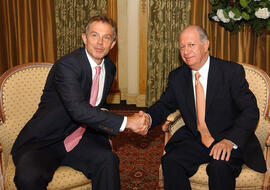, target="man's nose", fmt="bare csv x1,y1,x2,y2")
182,47,191,55
97,36,103,44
